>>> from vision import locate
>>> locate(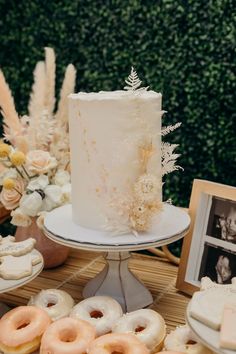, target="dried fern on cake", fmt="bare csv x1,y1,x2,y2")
161,142,183,176
161,122,182,136
124,67,149,91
